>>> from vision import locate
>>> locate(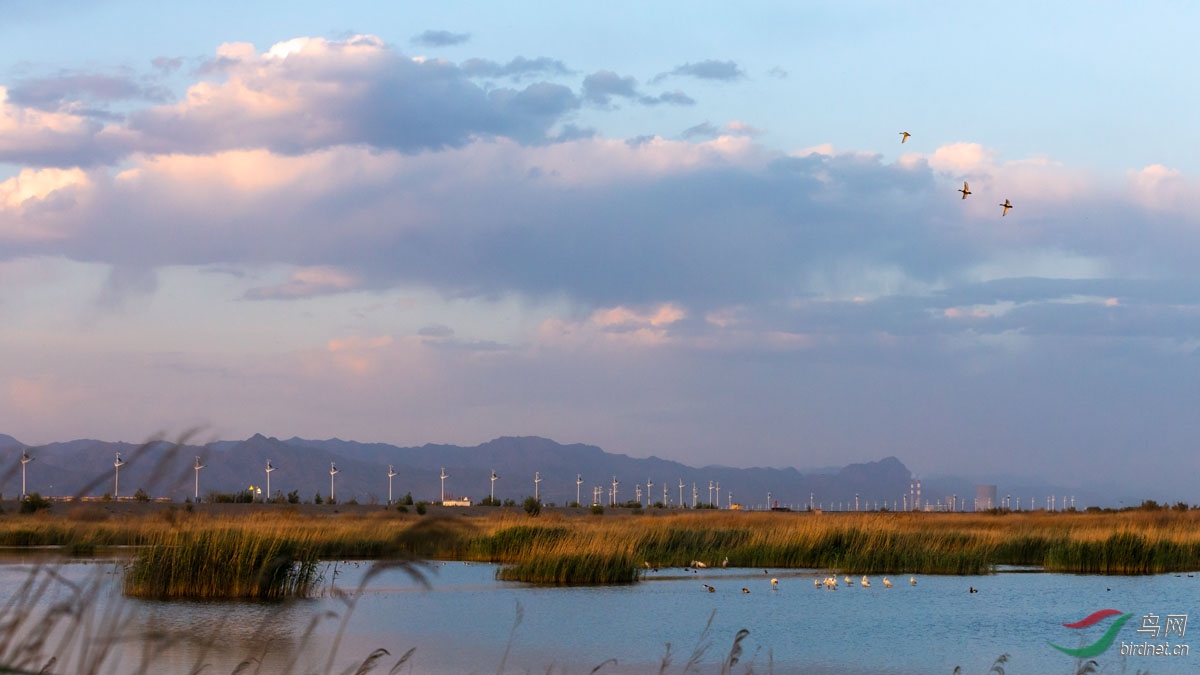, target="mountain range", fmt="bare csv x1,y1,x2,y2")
0,433,1148,509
